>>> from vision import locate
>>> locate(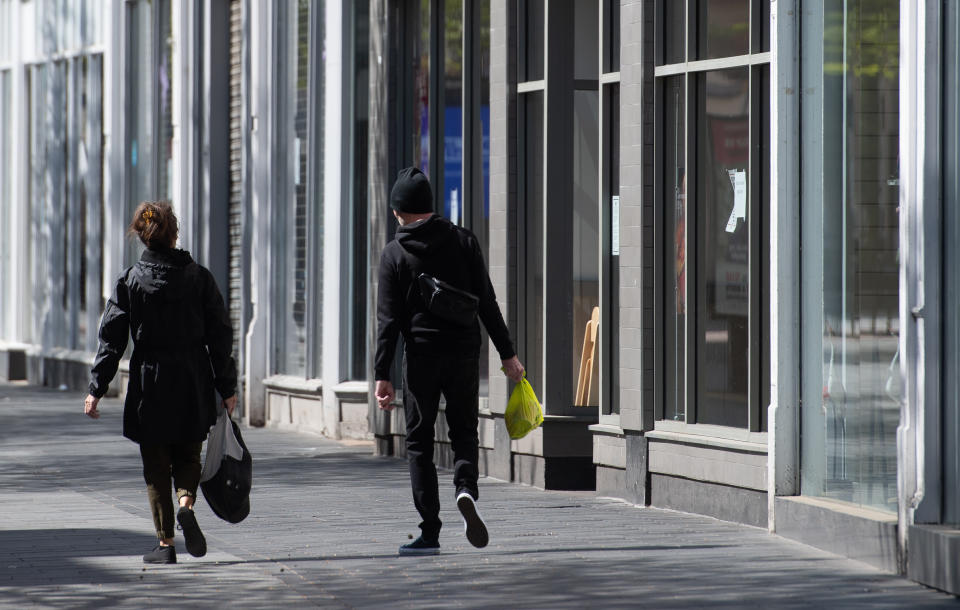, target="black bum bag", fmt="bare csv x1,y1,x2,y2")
417,273,479,327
